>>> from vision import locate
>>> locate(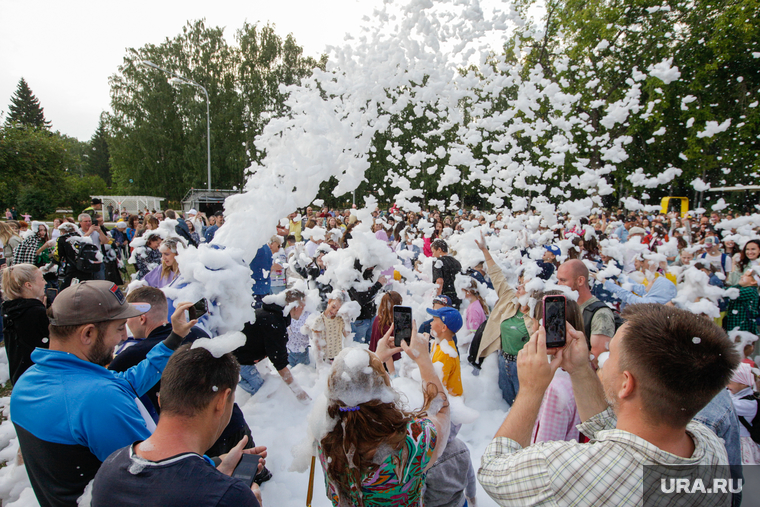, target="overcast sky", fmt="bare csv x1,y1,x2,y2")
0,0,383,141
